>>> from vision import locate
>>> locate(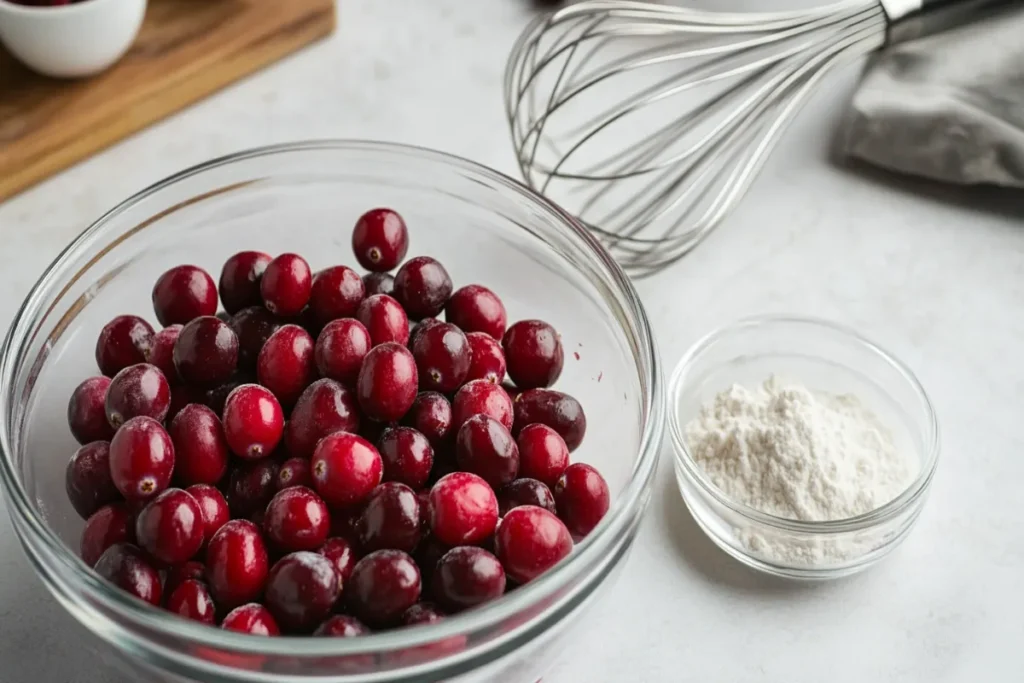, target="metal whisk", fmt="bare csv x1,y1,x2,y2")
505,0,1012,277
